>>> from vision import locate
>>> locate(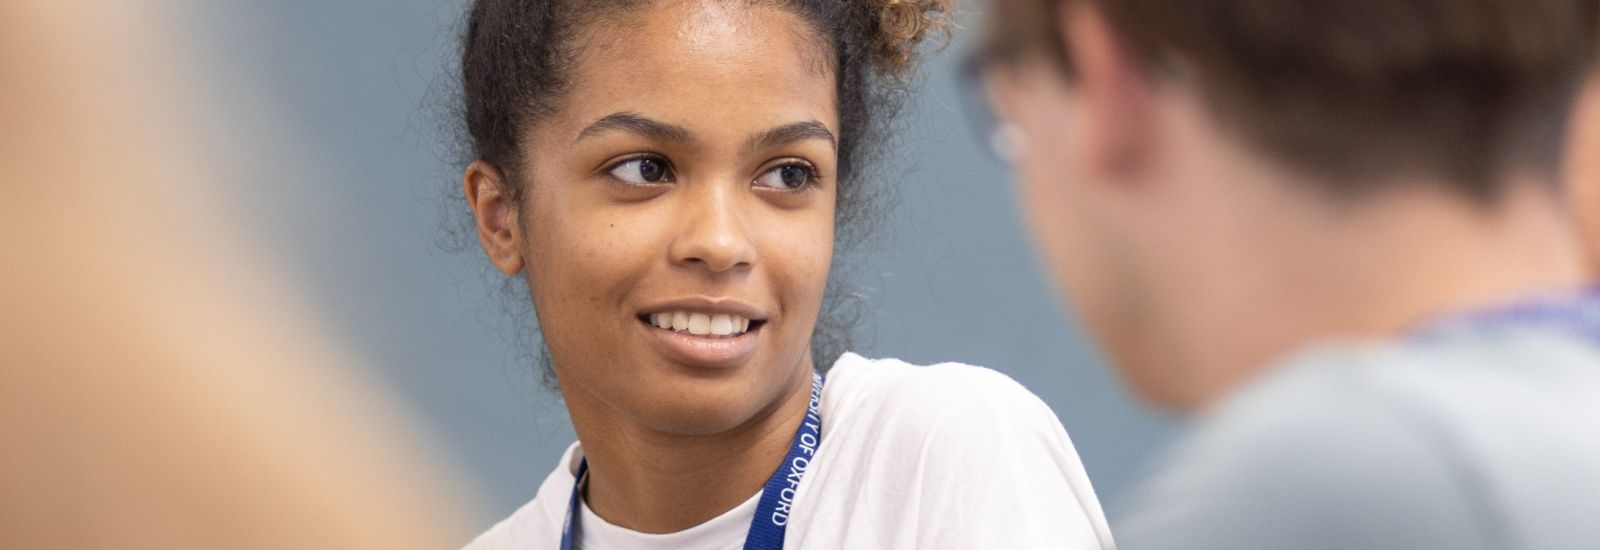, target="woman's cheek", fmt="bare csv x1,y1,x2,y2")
524,206,629,319
565,214,660,298
773,207,836,317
